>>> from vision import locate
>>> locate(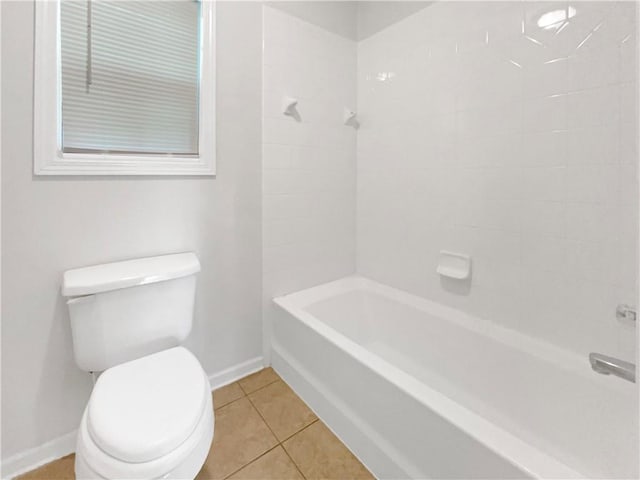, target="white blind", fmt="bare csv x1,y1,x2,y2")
60,0,200,155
